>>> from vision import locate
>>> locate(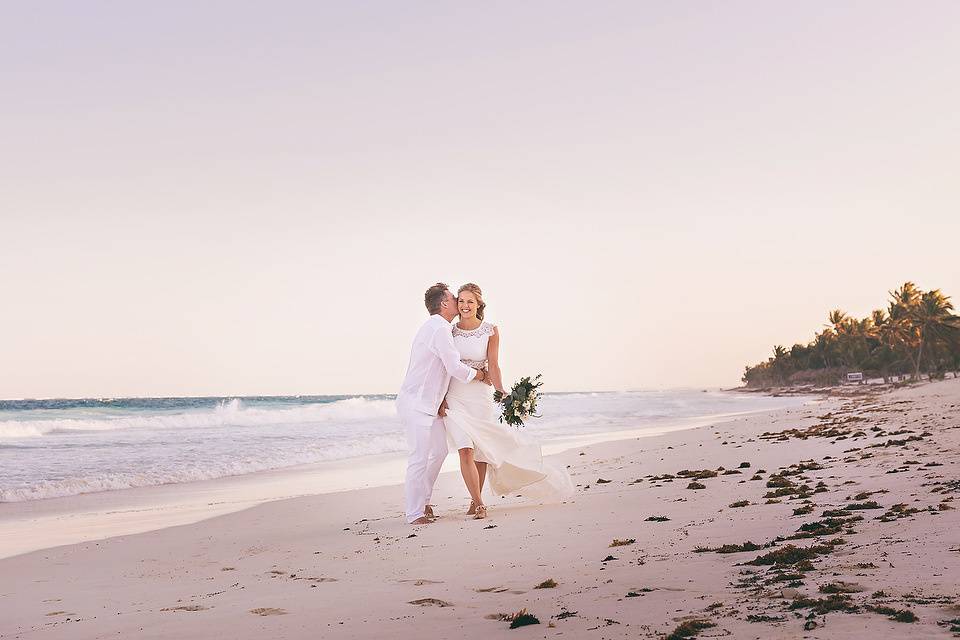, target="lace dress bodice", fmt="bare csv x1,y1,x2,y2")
452,321,494,368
